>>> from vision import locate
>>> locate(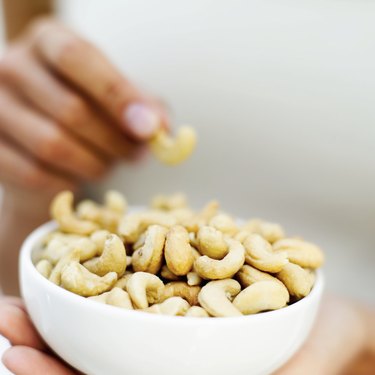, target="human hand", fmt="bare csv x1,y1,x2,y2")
0,296,77,374
0,17,167,196
275,295,372,375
